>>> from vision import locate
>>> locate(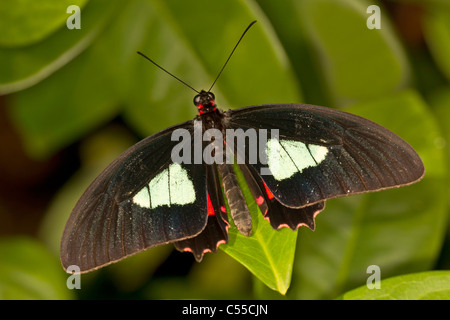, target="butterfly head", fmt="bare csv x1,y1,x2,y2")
194,90,216,115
